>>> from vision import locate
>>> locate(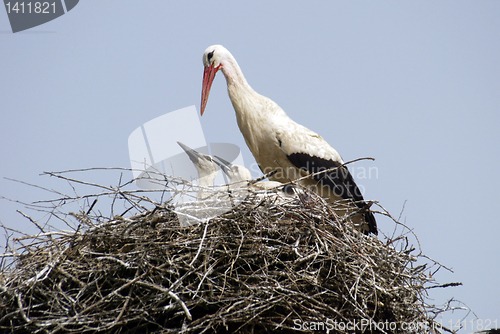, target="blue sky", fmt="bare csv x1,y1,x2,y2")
1,1,499,330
